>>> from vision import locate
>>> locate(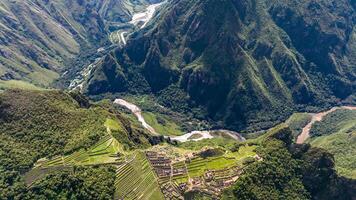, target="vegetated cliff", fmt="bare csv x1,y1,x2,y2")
0,0,156,86
85,0,355,132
